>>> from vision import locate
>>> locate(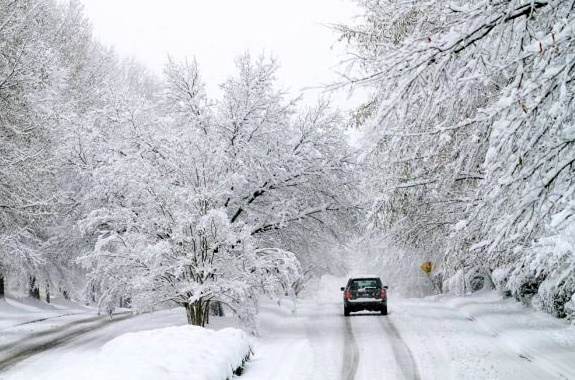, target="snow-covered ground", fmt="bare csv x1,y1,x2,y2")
242,275,575,379
1,276,575,379
0,297,250,380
